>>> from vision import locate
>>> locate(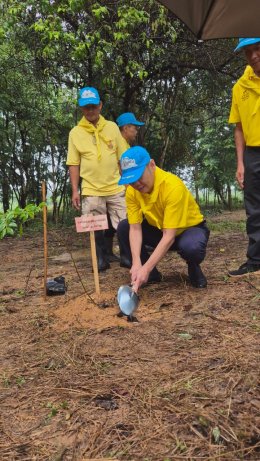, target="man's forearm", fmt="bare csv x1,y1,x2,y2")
69,165,80,192
129,224,142,264
234,124,245,166
144,230,175,272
